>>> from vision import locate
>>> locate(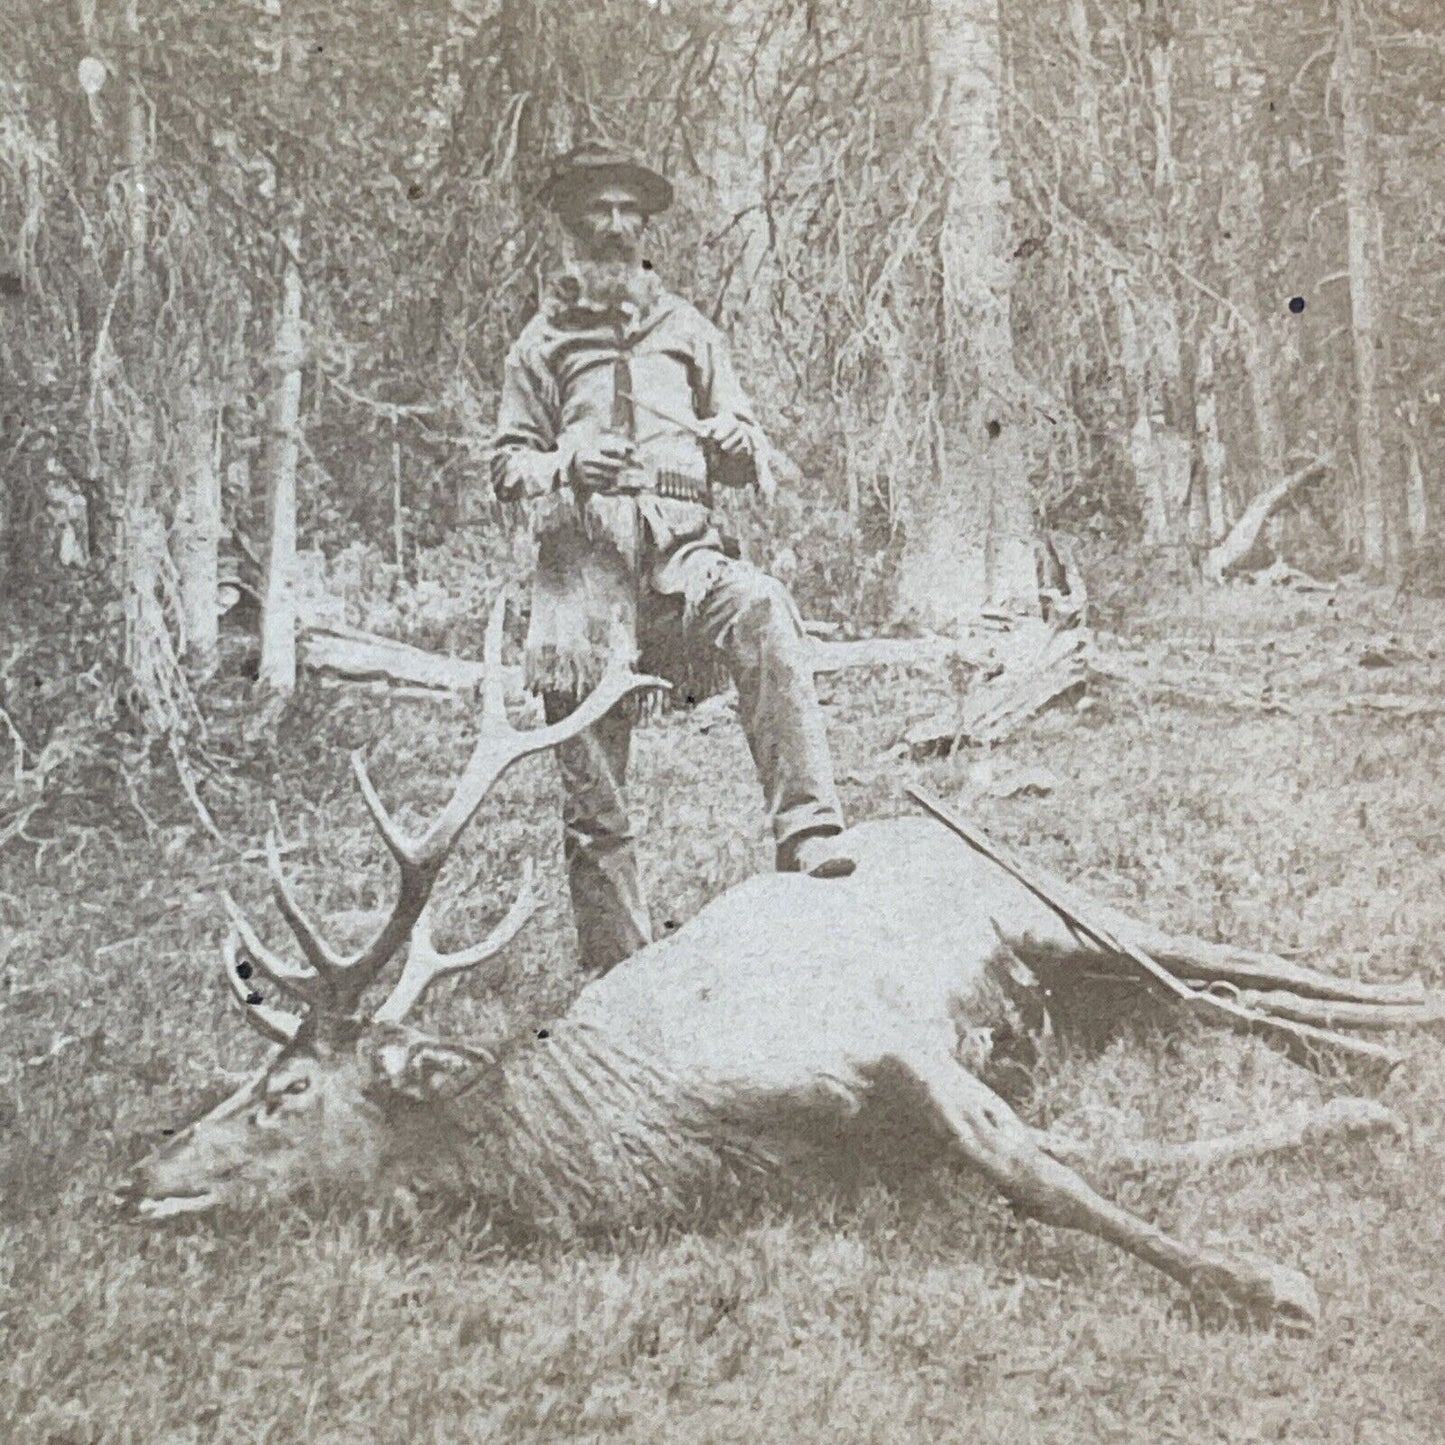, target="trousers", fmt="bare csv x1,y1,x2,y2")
542,547,844,973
